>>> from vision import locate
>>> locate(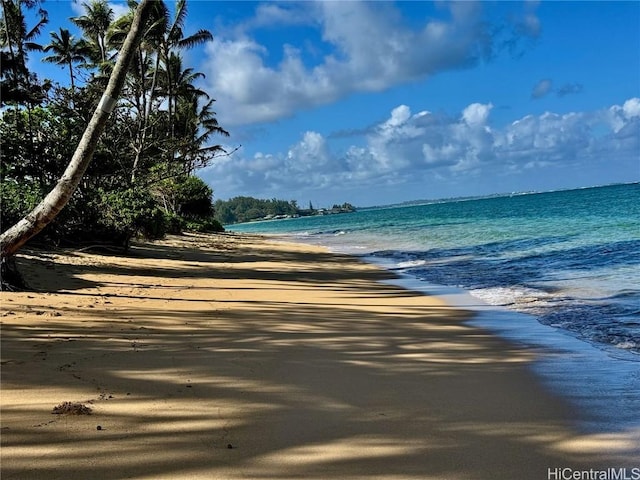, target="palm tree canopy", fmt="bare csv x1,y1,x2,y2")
1,1,48,69
71,0,113,37
1,1,48,45
70,0,114,62
162,52,207,98
177,29,212,49
160,0,213,58
42,28,91,66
